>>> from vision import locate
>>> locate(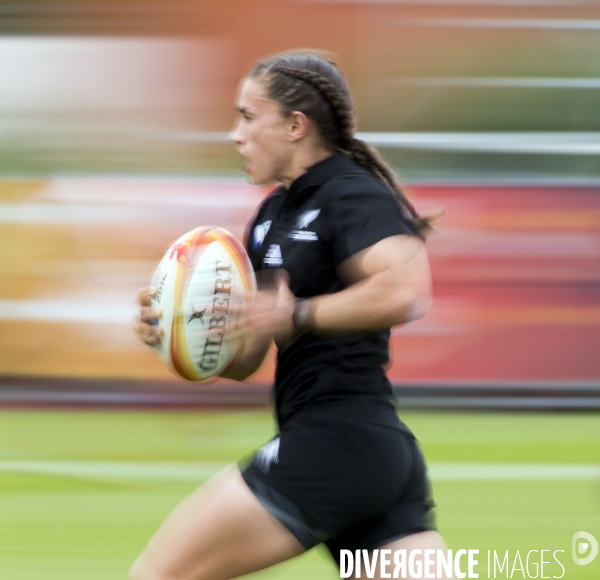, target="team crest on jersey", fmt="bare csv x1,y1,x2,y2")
253,437,280,473
289,209,320,241
253,220,272,249
263,244,283,266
